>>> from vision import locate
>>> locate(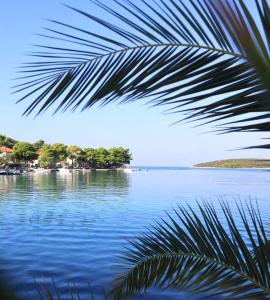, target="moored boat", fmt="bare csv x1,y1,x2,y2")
58,167,72,174
0,170,22,175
